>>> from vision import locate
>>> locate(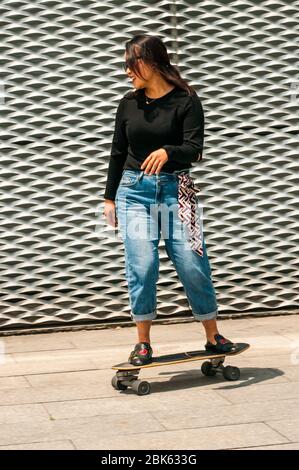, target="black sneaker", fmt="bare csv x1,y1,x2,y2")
128,342,153,366
205,334,237,354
